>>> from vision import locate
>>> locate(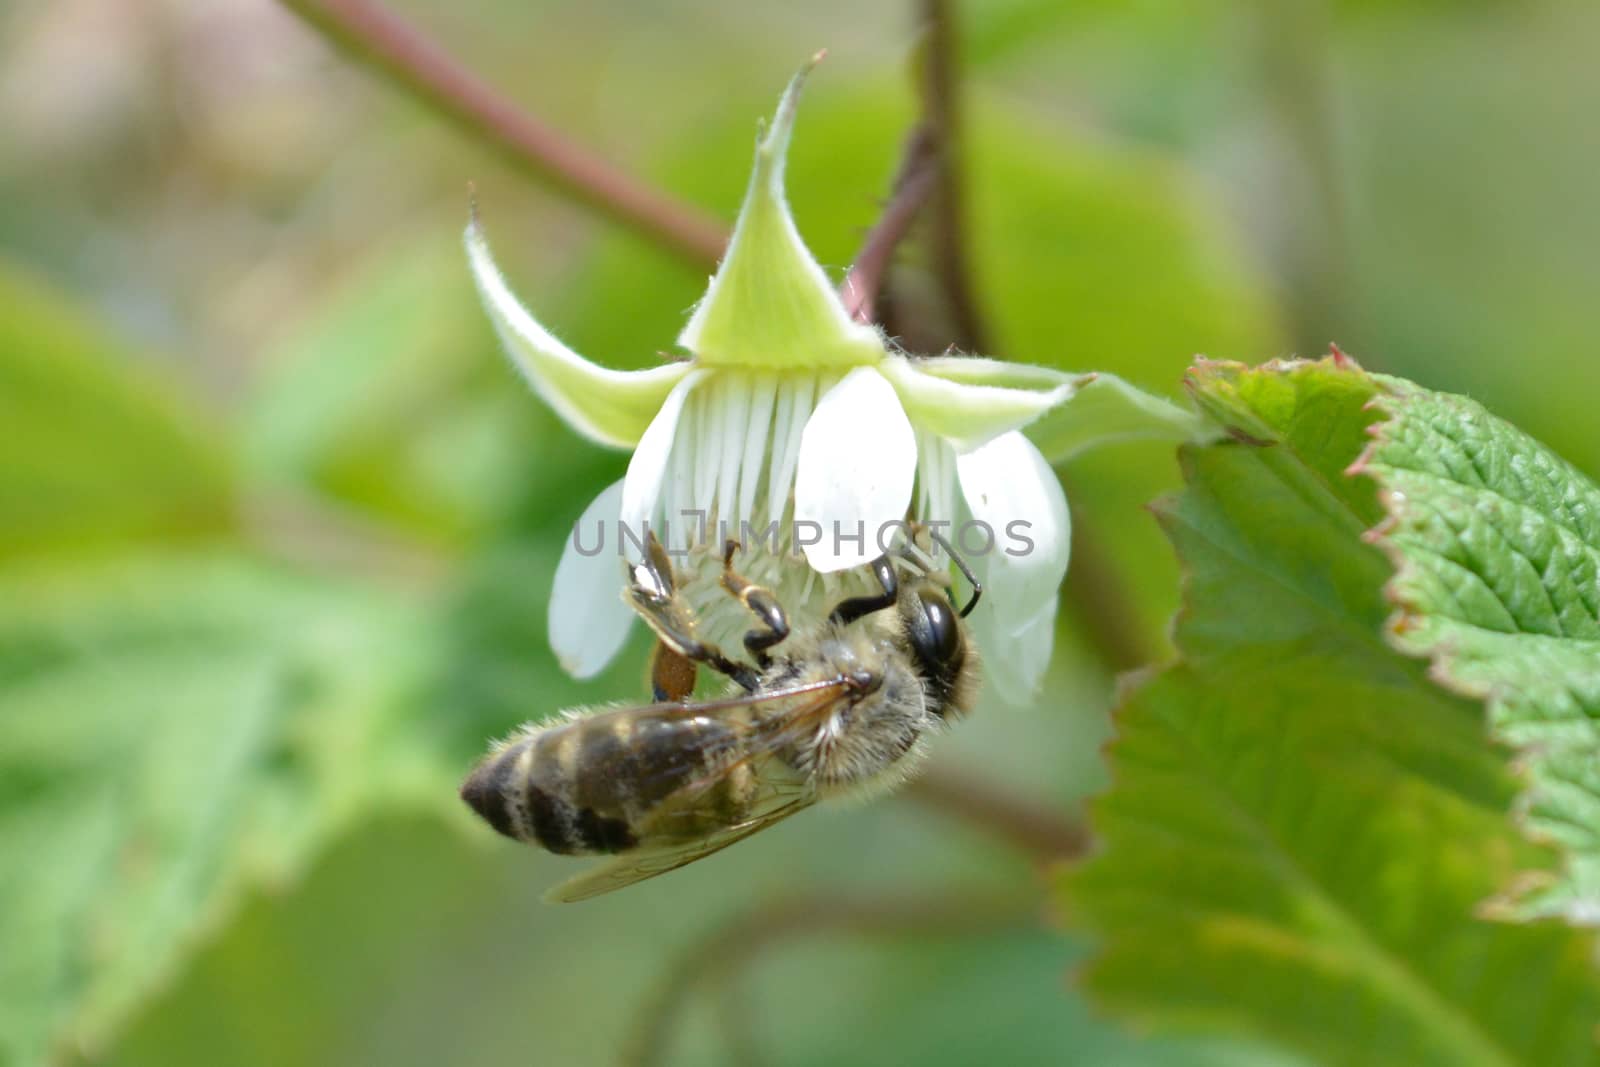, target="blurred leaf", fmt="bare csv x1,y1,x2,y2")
965,92,1282,651
1340,5,1600,477
1357,377,1600,923
0,552,440,1066
104,812,1299,1067
243,231,555,545
967,95,1282,382
425,534,642,757
0,262,232,558
1064,358,1600,1065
